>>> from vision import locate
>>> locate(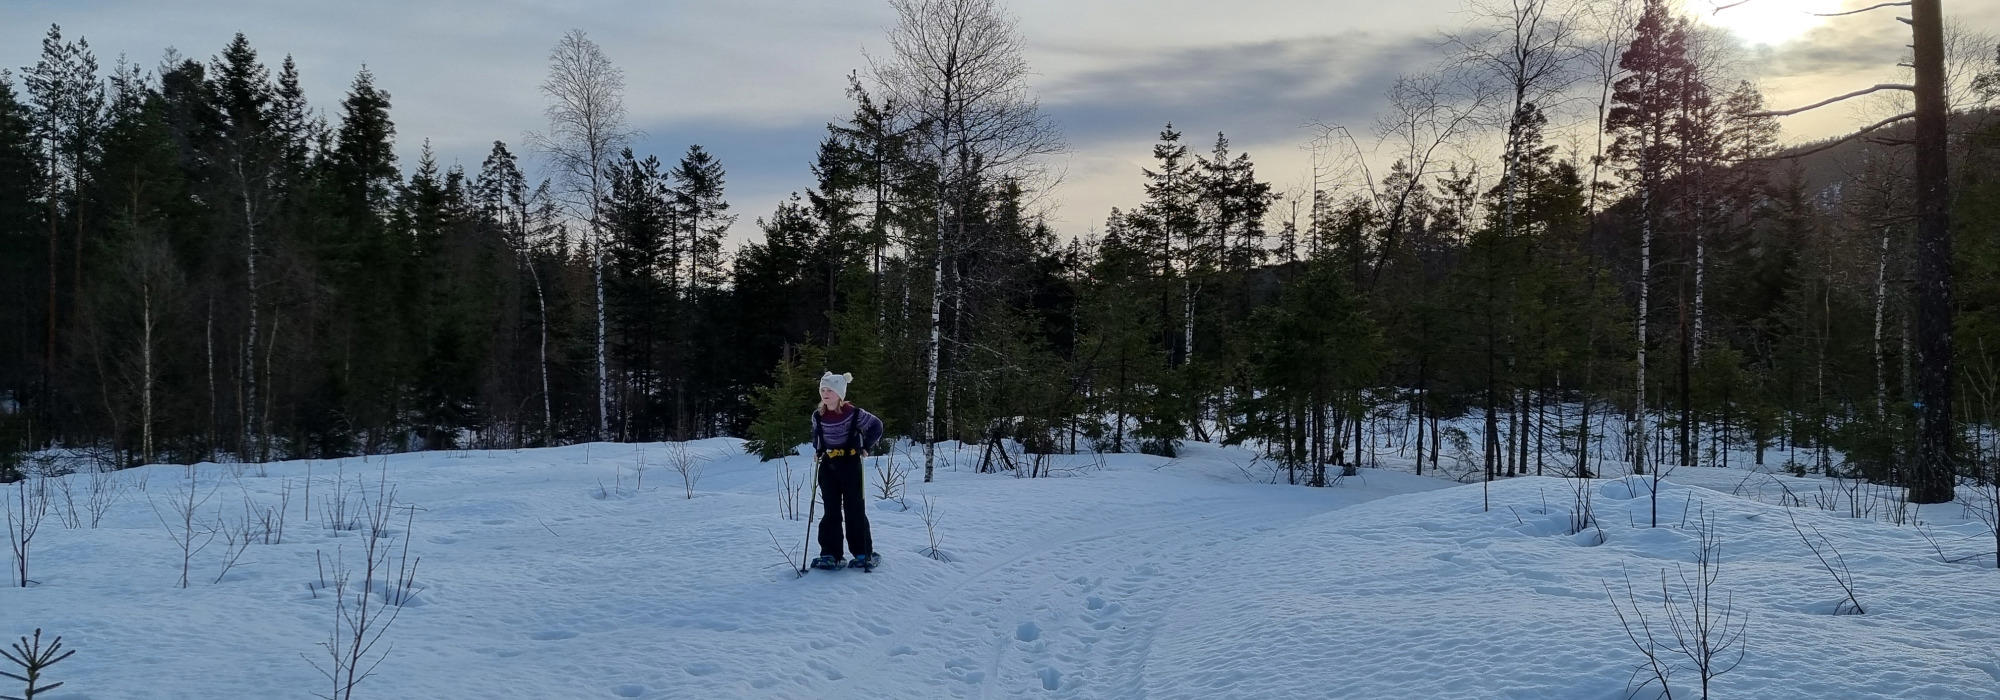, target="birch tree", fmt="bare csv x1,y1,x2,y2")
874,0,1061,482
1369,74,1487,282
1453,0,1581,246
531,29,632,441
209,34,278,460
475,141,555,443
1571,0,1638,477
